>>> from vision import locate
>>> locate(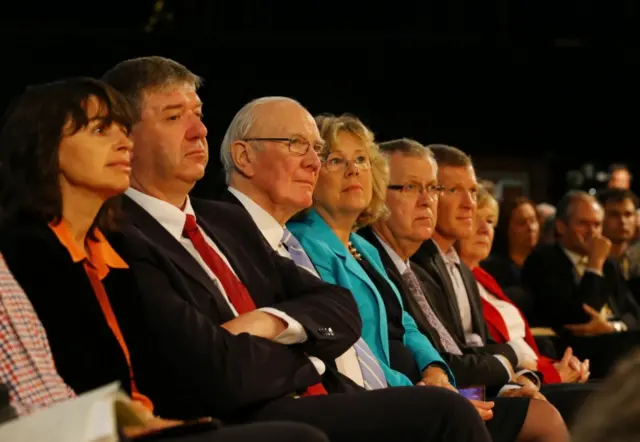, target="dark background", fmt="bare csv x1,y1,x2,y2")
2,1,639,202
